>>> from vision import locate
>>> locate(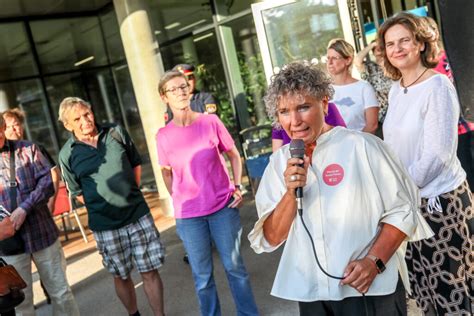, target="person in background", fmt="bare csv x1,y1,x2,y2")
156,71,258,316
272,102,346,151
354,40,393,137
2,108,61,306
2,109,60,215
0,114,79,316
379,12,473,315
58,97,165,316
421,16,474,191
327,38,379,134
165,63,218,123
249,61,432,316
